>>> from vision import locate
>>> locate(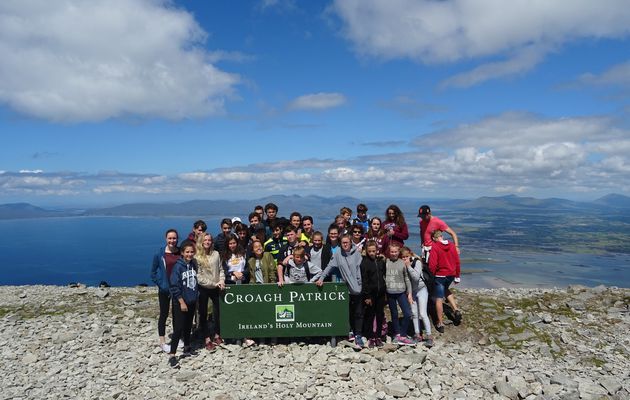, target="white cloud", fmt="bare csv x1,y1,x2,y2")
577,60,630,87
331,0,630,87
2,112,629,200
0,0,239,122
288,92,347,111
